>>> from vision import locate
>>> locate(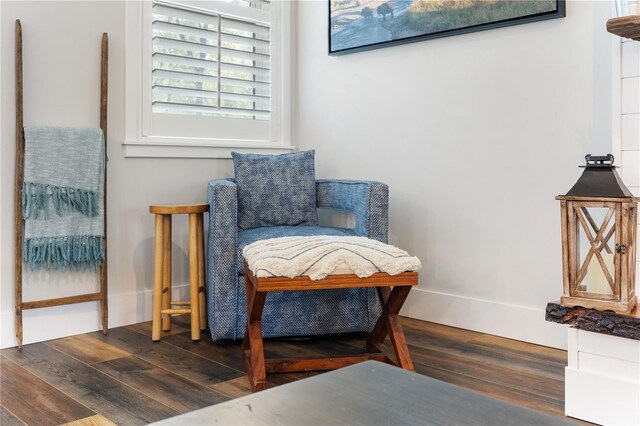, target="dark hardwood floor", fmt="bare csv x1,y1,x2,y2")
1,316,573,425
